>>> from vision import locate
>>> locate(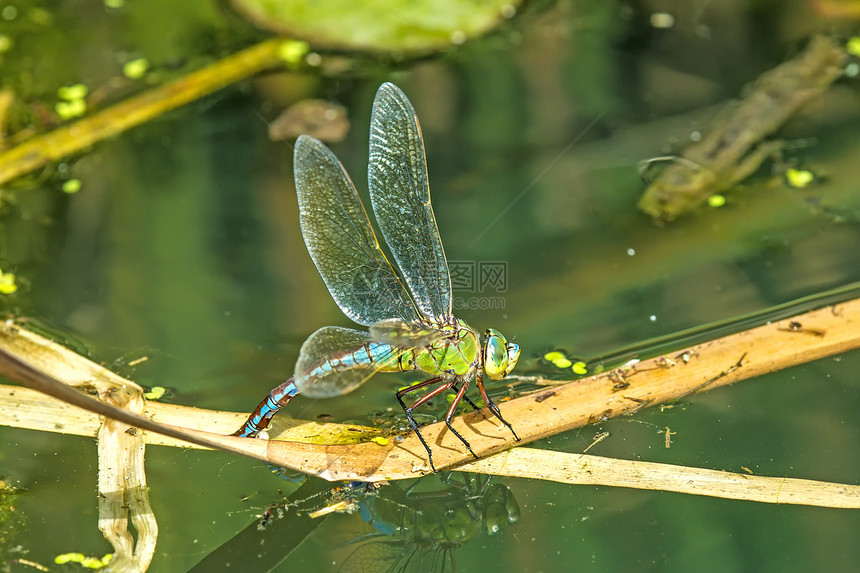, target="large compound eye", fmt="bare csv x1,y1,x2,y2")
484,329,516,380
503,341,521,377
